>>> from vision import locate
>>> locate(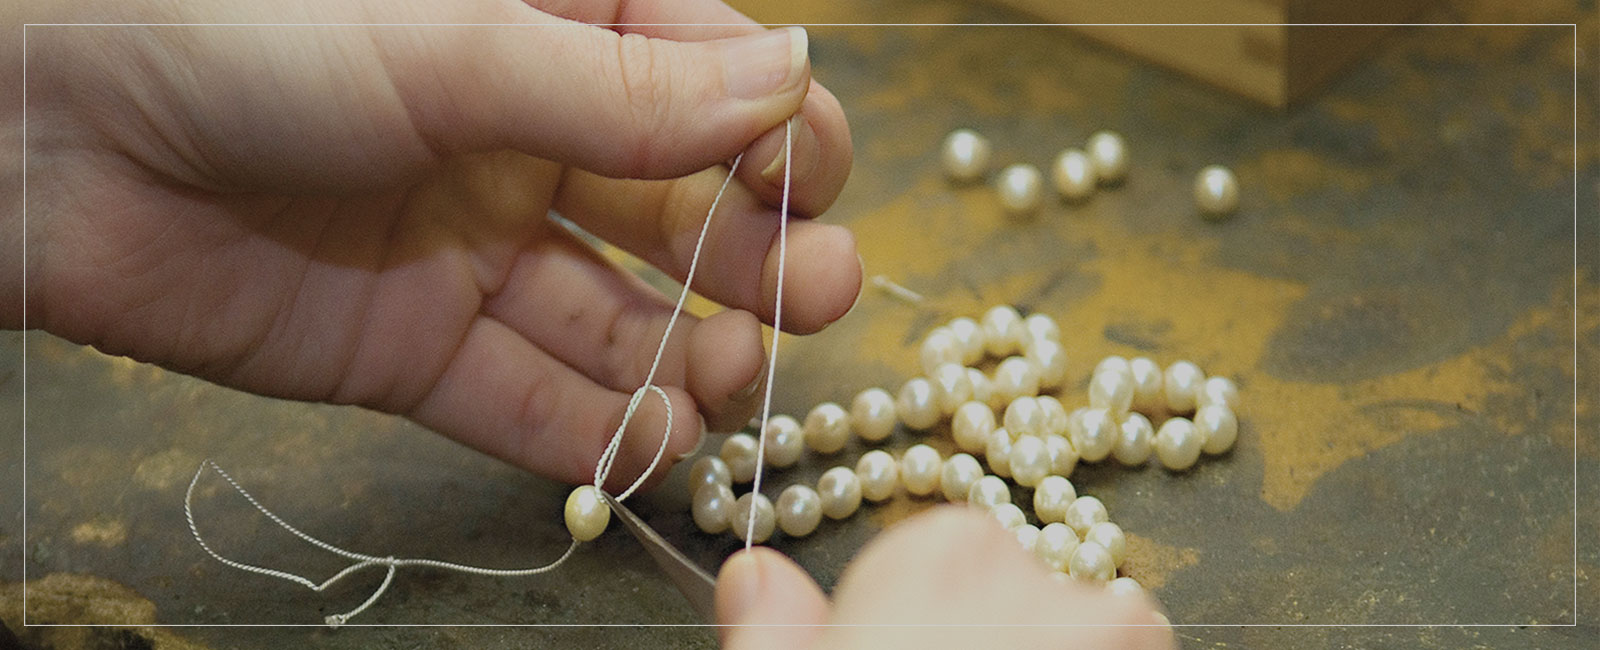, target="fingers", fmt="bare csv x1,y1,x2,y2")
716,547,829,650
734,87,854,217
